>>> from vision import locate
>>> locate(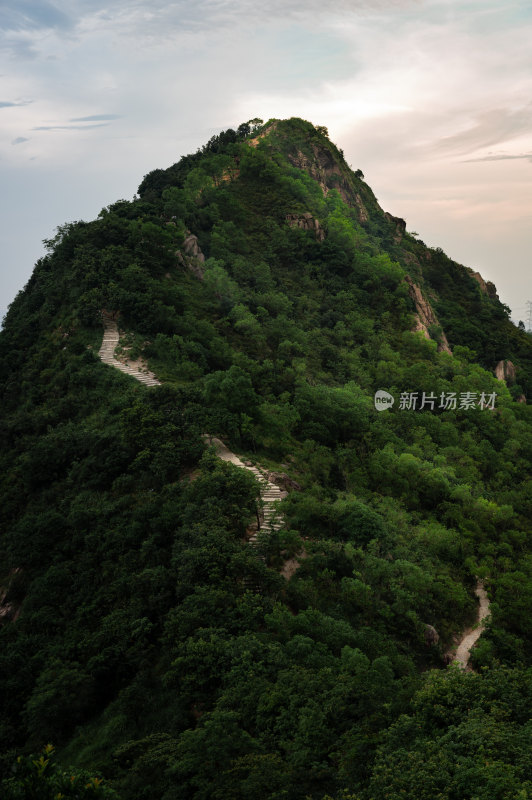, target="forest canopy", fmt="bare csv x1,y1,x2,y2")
0,117,531,800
